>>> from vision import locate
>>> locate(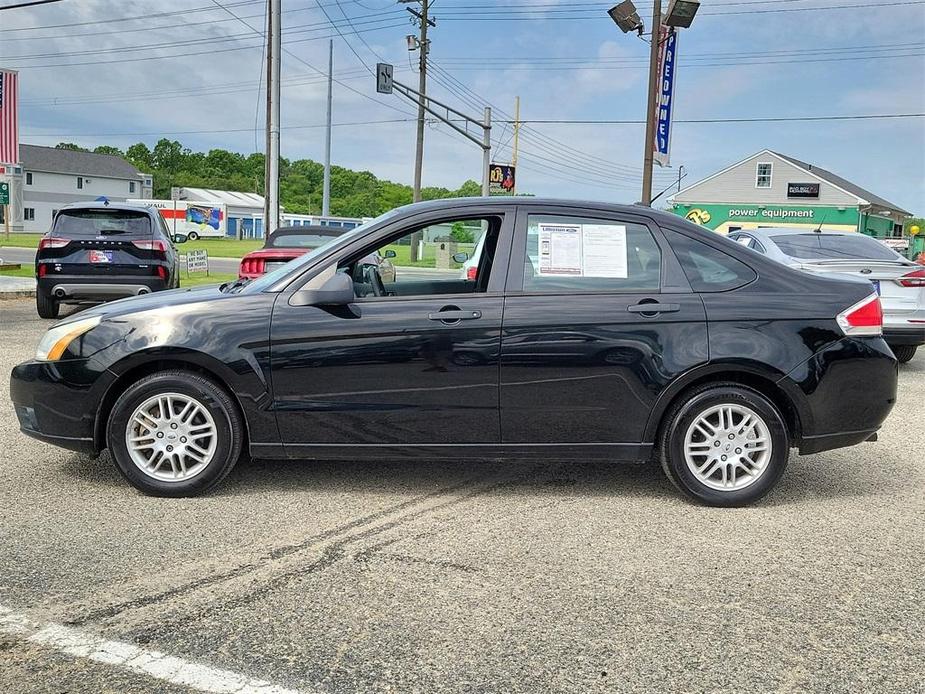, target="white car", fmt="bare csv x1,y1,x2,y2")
460,232,487,281
729,227,925,362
